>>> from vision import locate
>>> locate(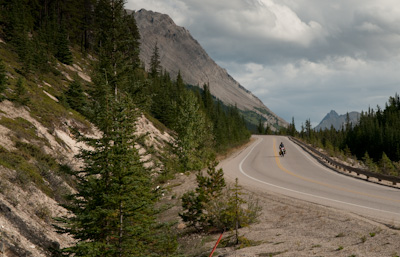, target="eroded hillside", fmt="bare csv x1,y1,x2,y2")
0,39,173,256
